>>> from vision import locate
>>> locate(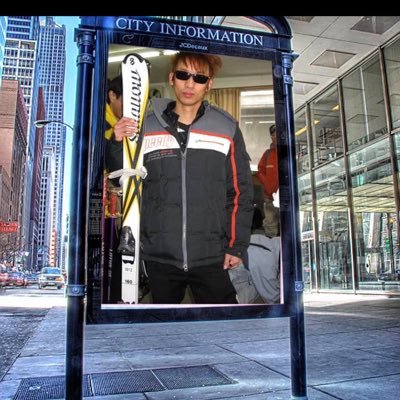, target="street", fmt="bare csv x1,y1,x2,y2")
0,286,66,380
